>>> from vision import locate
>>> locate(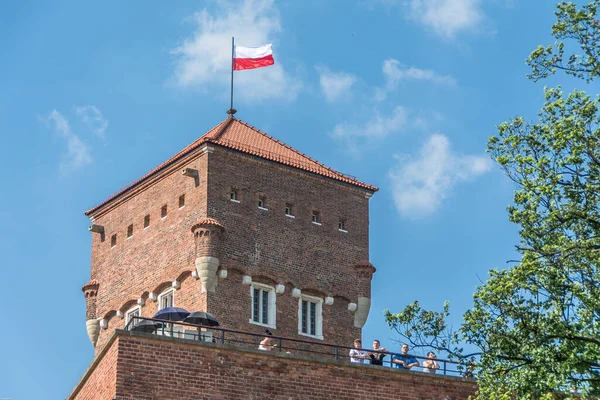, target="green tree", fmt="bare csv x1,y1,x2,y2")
386,2,600,398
